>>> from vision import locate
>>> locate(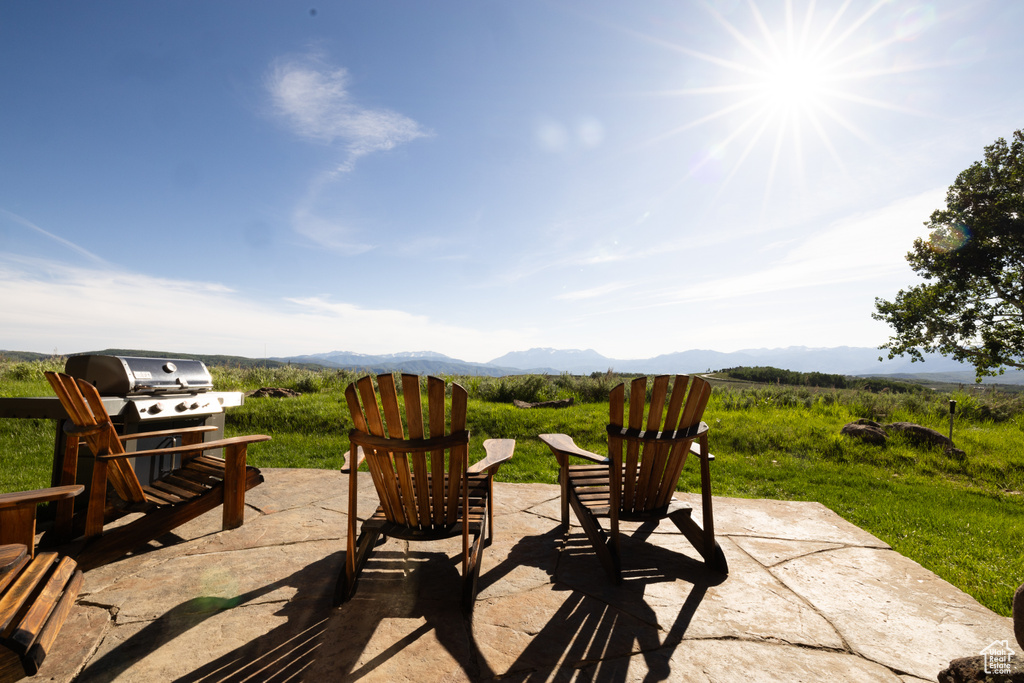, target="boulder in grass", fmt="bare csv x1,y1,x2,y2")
840,422,888,445
946,446,968,460
883,421,953,449
513,398,574,409
1016,583,1024,650
247,387,302,398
